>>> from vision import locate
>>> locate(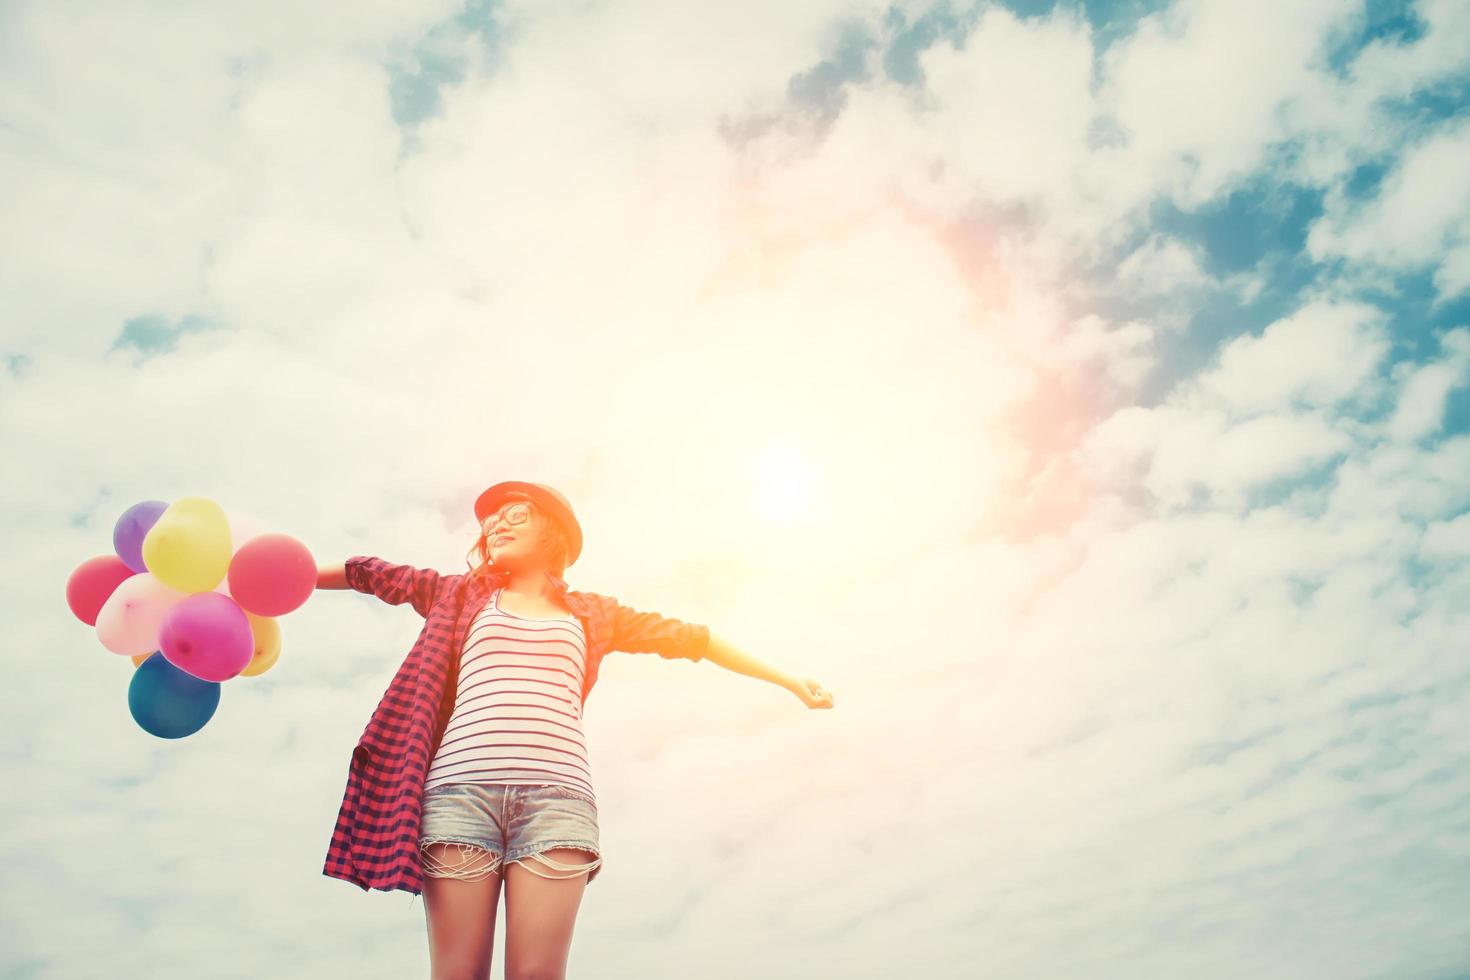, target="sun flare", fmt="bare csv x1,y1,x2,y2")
754,443,817,527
